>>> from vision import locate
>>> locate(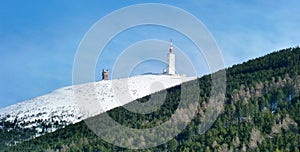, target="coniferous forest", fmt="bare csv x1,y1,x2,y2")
1,47,300,151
